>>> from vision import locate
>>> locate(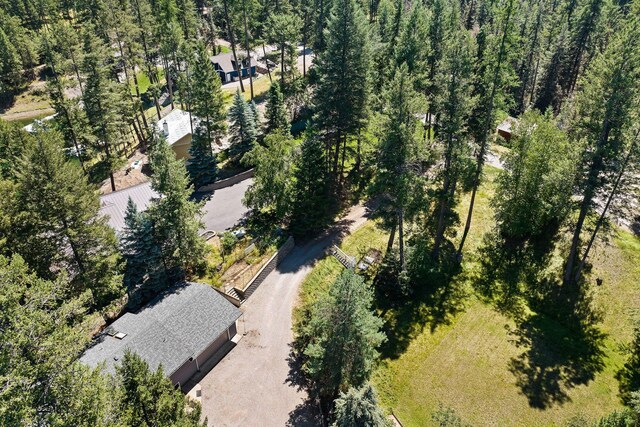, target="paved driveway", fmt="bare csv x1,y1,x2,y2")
192,205,369,427
197,178,253,233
